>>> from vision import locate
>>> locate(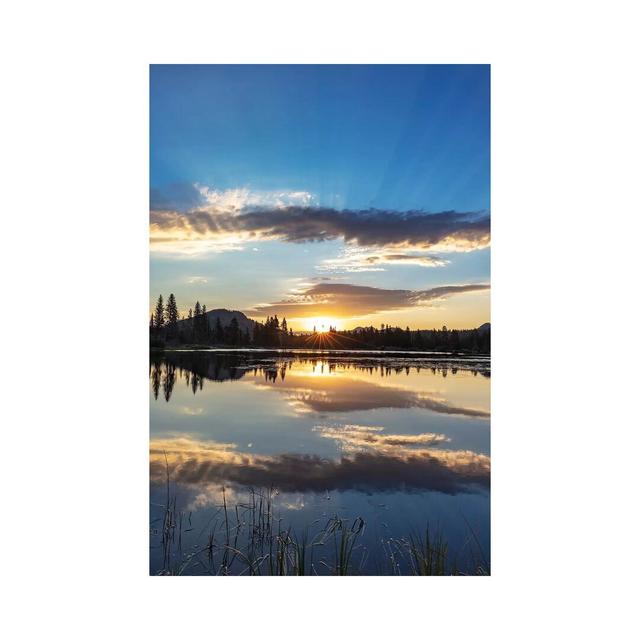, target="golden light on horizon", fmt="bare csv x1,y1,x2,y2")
304,317,341,333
